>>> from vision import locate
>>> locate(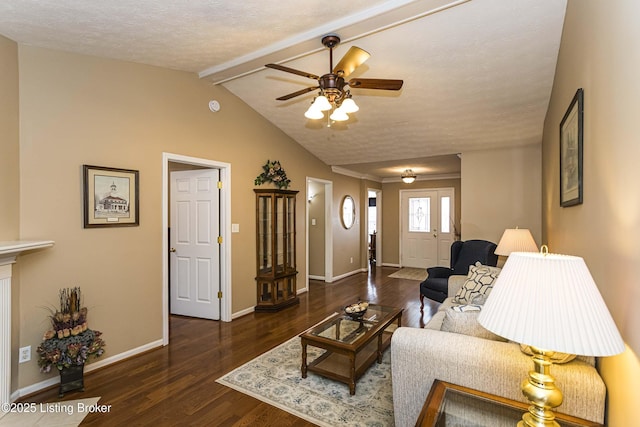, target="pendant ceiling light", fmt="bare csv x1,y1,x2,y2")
401,169,417,184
